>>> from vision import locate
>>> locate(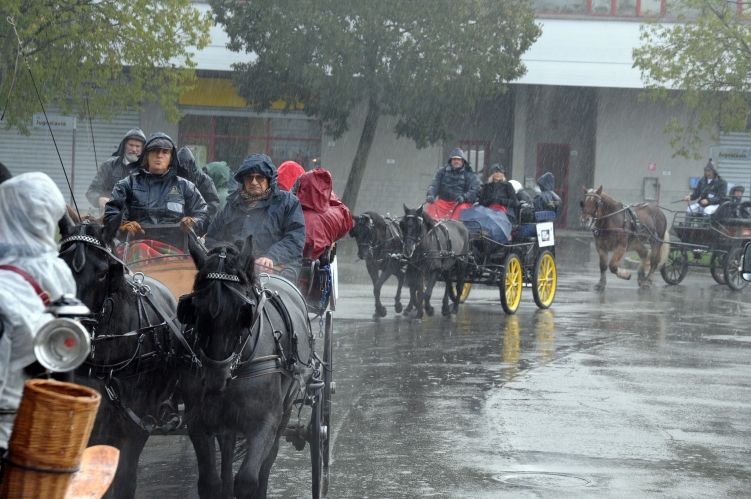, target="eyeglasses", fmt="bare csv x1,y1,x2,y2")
245,174,266,184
